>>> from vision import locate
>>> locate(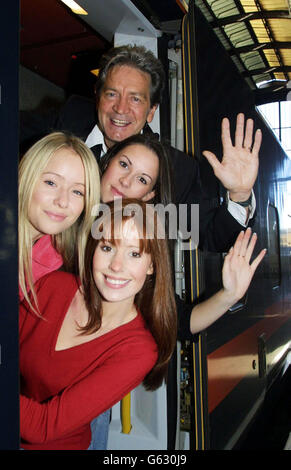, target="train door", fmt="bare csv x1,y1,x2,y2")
97,1,170,451
0,1,20,450
180,0,291,450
